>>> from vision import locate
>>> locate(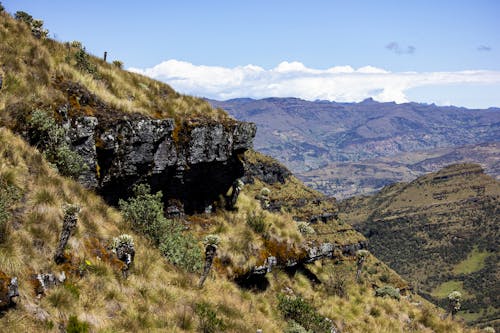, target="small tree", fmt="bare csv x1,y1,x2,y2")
447,291,462,319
